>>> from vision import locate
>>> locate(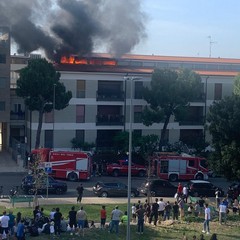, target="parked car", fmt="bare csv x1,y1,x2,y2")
228,182,240,200
138,179,177,197
93,181,139,198
187,180,224,197
21,175,67,195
